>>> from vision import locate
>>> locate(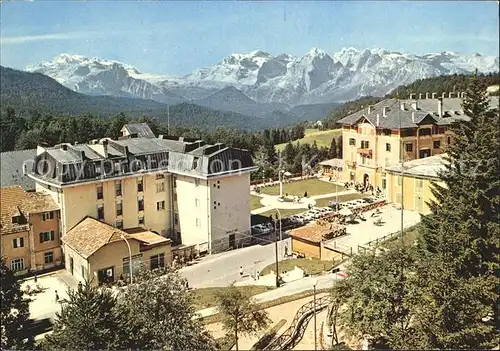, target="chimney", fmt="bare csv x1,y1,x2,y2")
383,106,389,117
411,112,415,123
368,105,373,114
432,93,437,99
438,97,443,118
102,139,108,157
376,114,380,127
449,92,454,98
441,92,446,99
411,100,419,110
61,144,68,151
400,102,406,111
426,93,430,99
419,93,423,100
